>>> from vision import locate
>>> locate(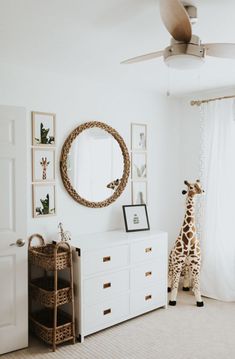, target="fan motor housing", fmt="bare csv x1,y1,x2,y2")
164,35,206,68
